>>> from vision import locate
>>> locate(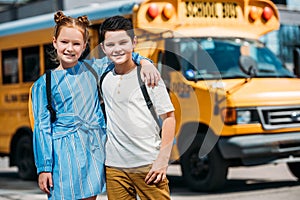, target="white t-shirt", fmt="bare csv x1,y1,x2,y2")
102,67,174,168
